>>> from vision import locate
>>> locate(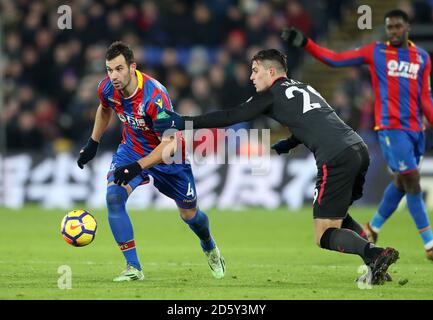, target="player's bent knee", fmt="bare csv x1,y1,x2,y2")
106,193,123,207
314,219,342,247
318,227,339,249
179,207,198,220
106,184,129,210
